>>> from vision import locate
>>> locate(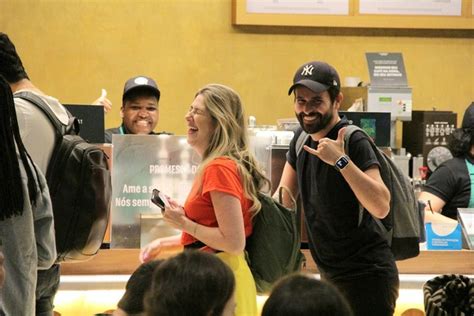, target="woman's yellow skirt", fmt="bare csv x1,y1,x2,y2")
217,252,257,316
